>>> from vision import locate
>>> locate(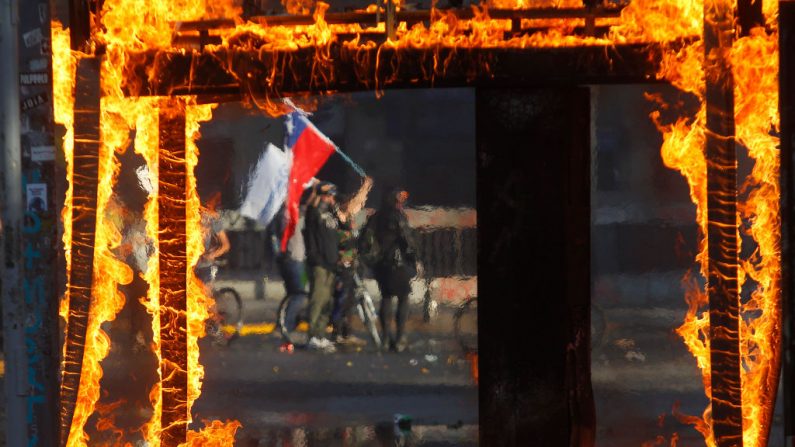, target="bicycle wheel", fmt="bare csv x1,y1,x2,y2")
277,294,310,345
214,287,243,330
454,297,478,354
358,291,382,349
